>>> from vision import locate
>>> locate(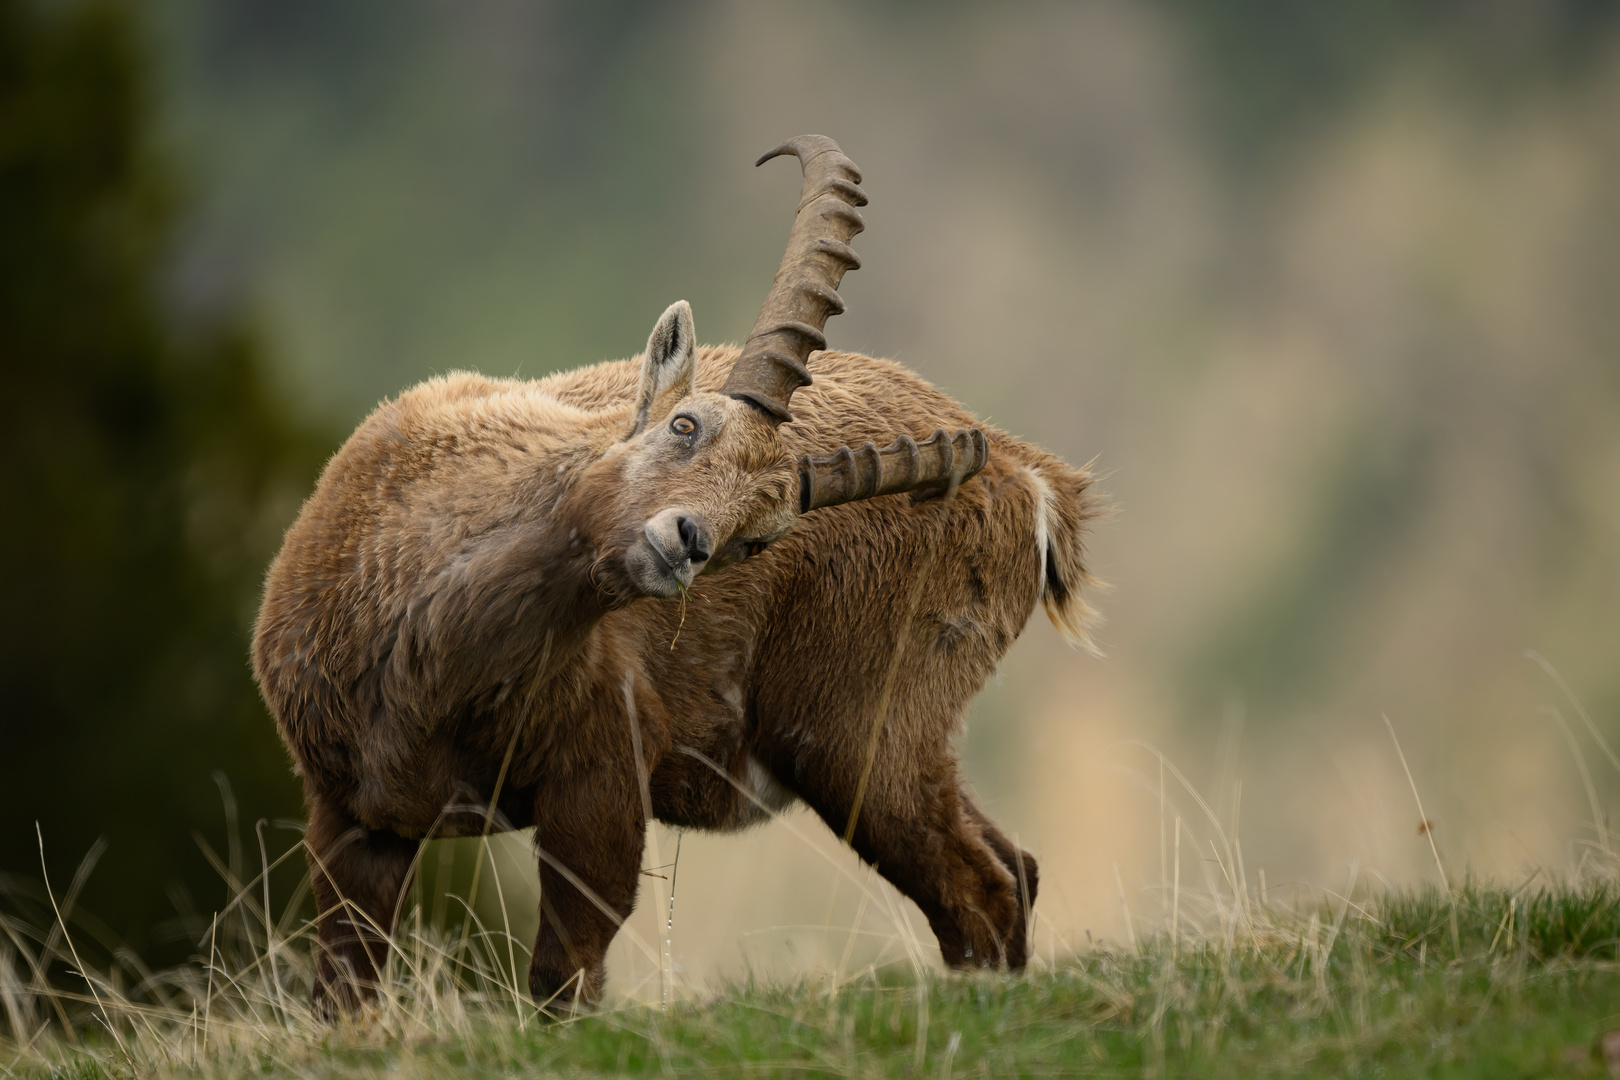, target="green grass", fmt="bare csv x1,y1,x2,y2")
7,878,1620,1078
